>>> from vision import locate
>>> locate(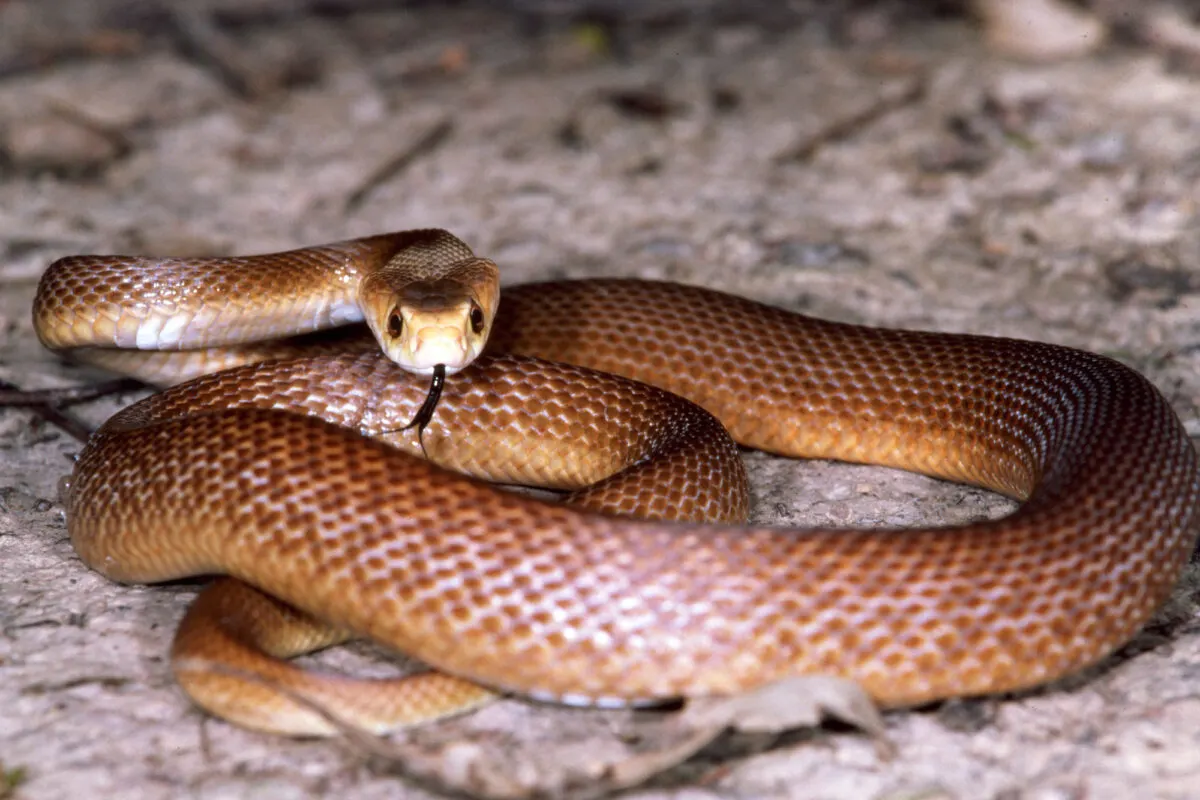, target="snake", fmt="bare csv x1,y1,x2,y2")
32,228,1200,737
